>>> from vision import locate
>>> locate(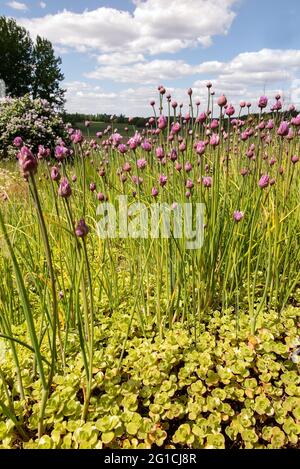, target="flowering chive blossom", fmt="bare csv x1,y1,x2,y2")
112,133,123,145
185,162,193,172
186,179,194,189
210,134,220,147
217,95,227,107
71,130,83,144
196,141,206,155
55,145,68,161
225,104,235,116
58,177,72,198
156,147,164,160
151,187,159,197
277,121,289,137
90,183,96,192
13,136,23,147
118,144,127,154
258,96,268,109
72,175,77,182
233,211,244,222
259,175,270,189
291,155,299,164
51,166,60,182
97,192,105,201
171,122,181,134
132,175,143,185
158,115,167,130
141,140,151,152
38,145,50,159
159,174,168,187
137,159,147,170
18,146,37,178
75,219,89,238
202,176,212,188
